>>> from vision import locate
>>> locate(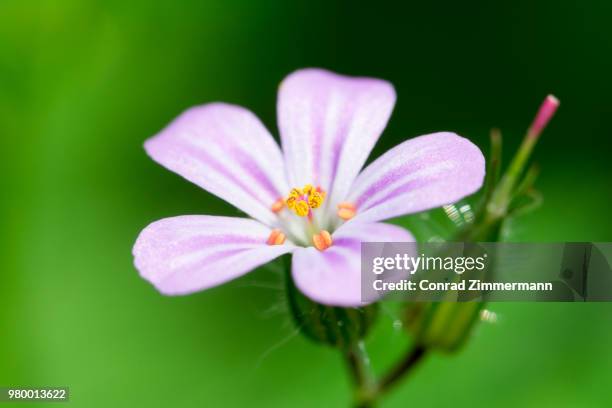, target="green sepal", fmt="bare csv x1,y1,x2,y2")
404,301,483,353
284,255,378,349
